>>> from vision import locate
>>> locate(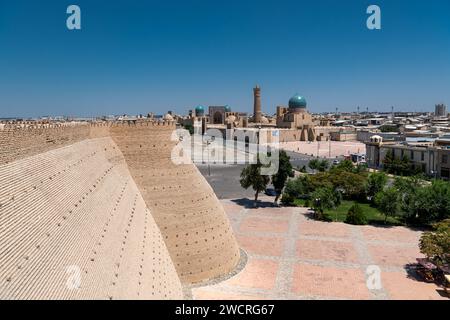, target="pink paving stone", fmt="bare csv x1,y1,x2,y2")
236,235,285,257
192,289,265,300
368,245,424,267
247,207,293,219
222,202,244,214
299,220,351,238
224,259,279,291
296,239,359,263
361,226,421,244
382,271,446,300
239,217,289,234
292,264,371,299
